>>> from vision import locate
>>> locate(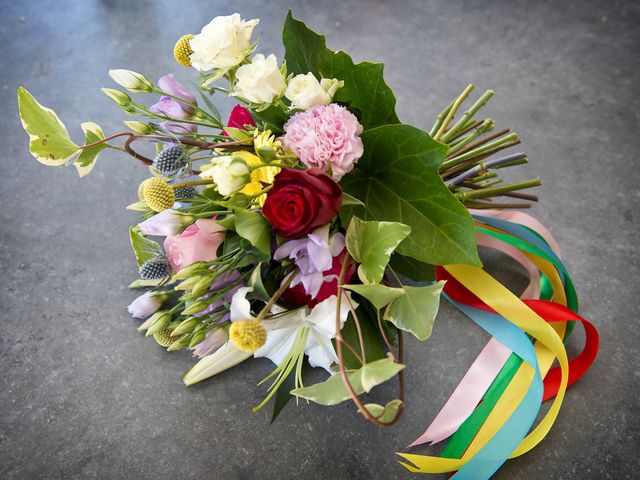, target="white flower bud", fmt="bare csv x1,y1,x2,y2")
108,69,154,93
285,73,344,110
200,155,251,197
